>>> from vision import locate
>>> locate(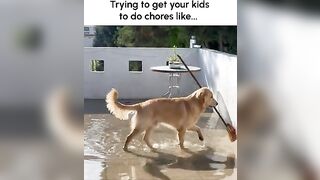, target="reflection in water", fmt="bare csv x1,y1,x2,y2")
128,147,235,180
84,106,236,180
